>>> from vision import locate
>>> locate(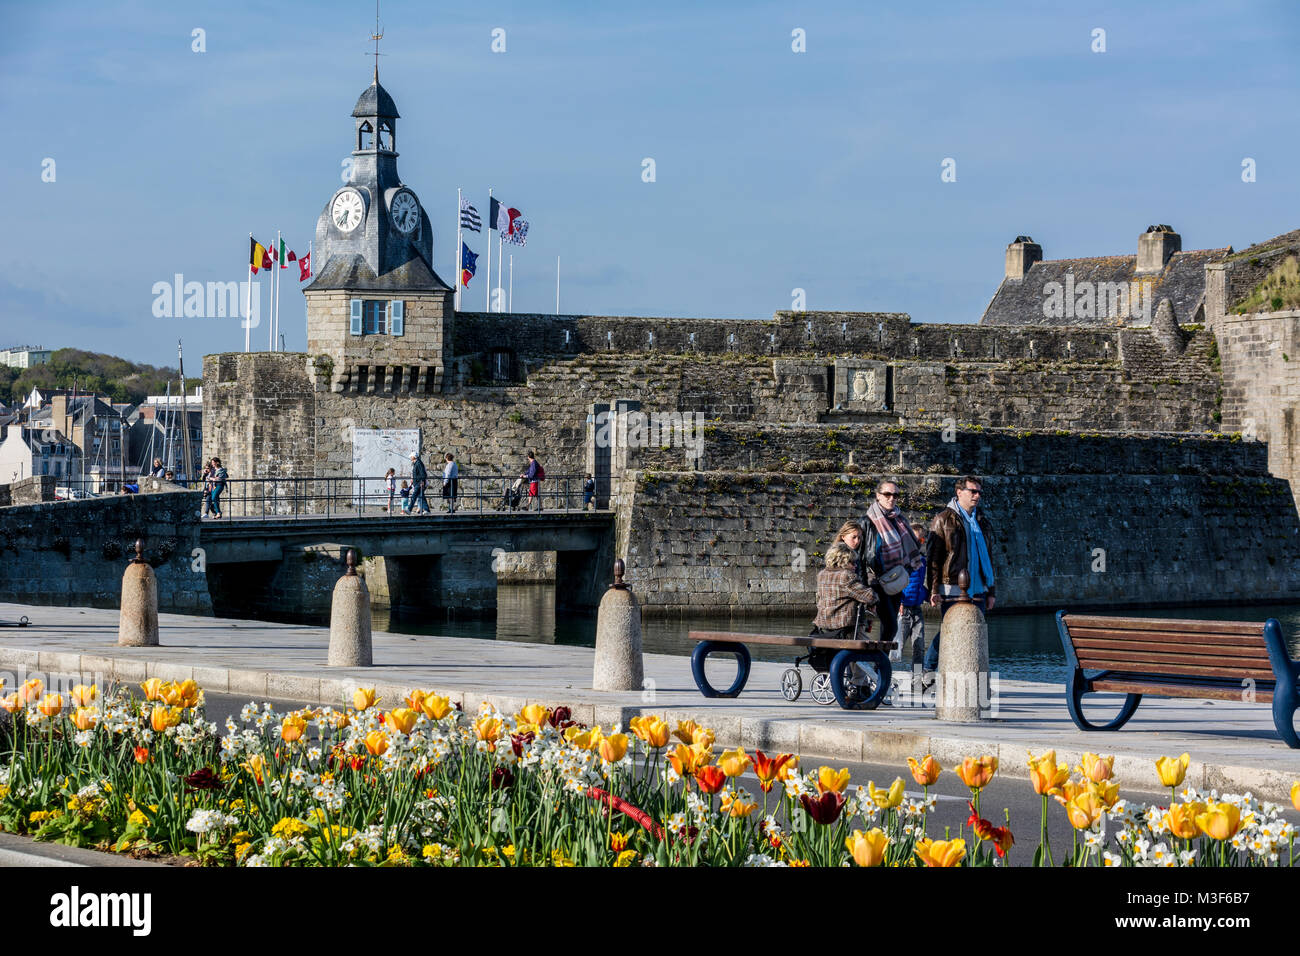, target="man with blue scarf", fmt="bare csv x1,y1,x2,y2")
923,476,996,672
